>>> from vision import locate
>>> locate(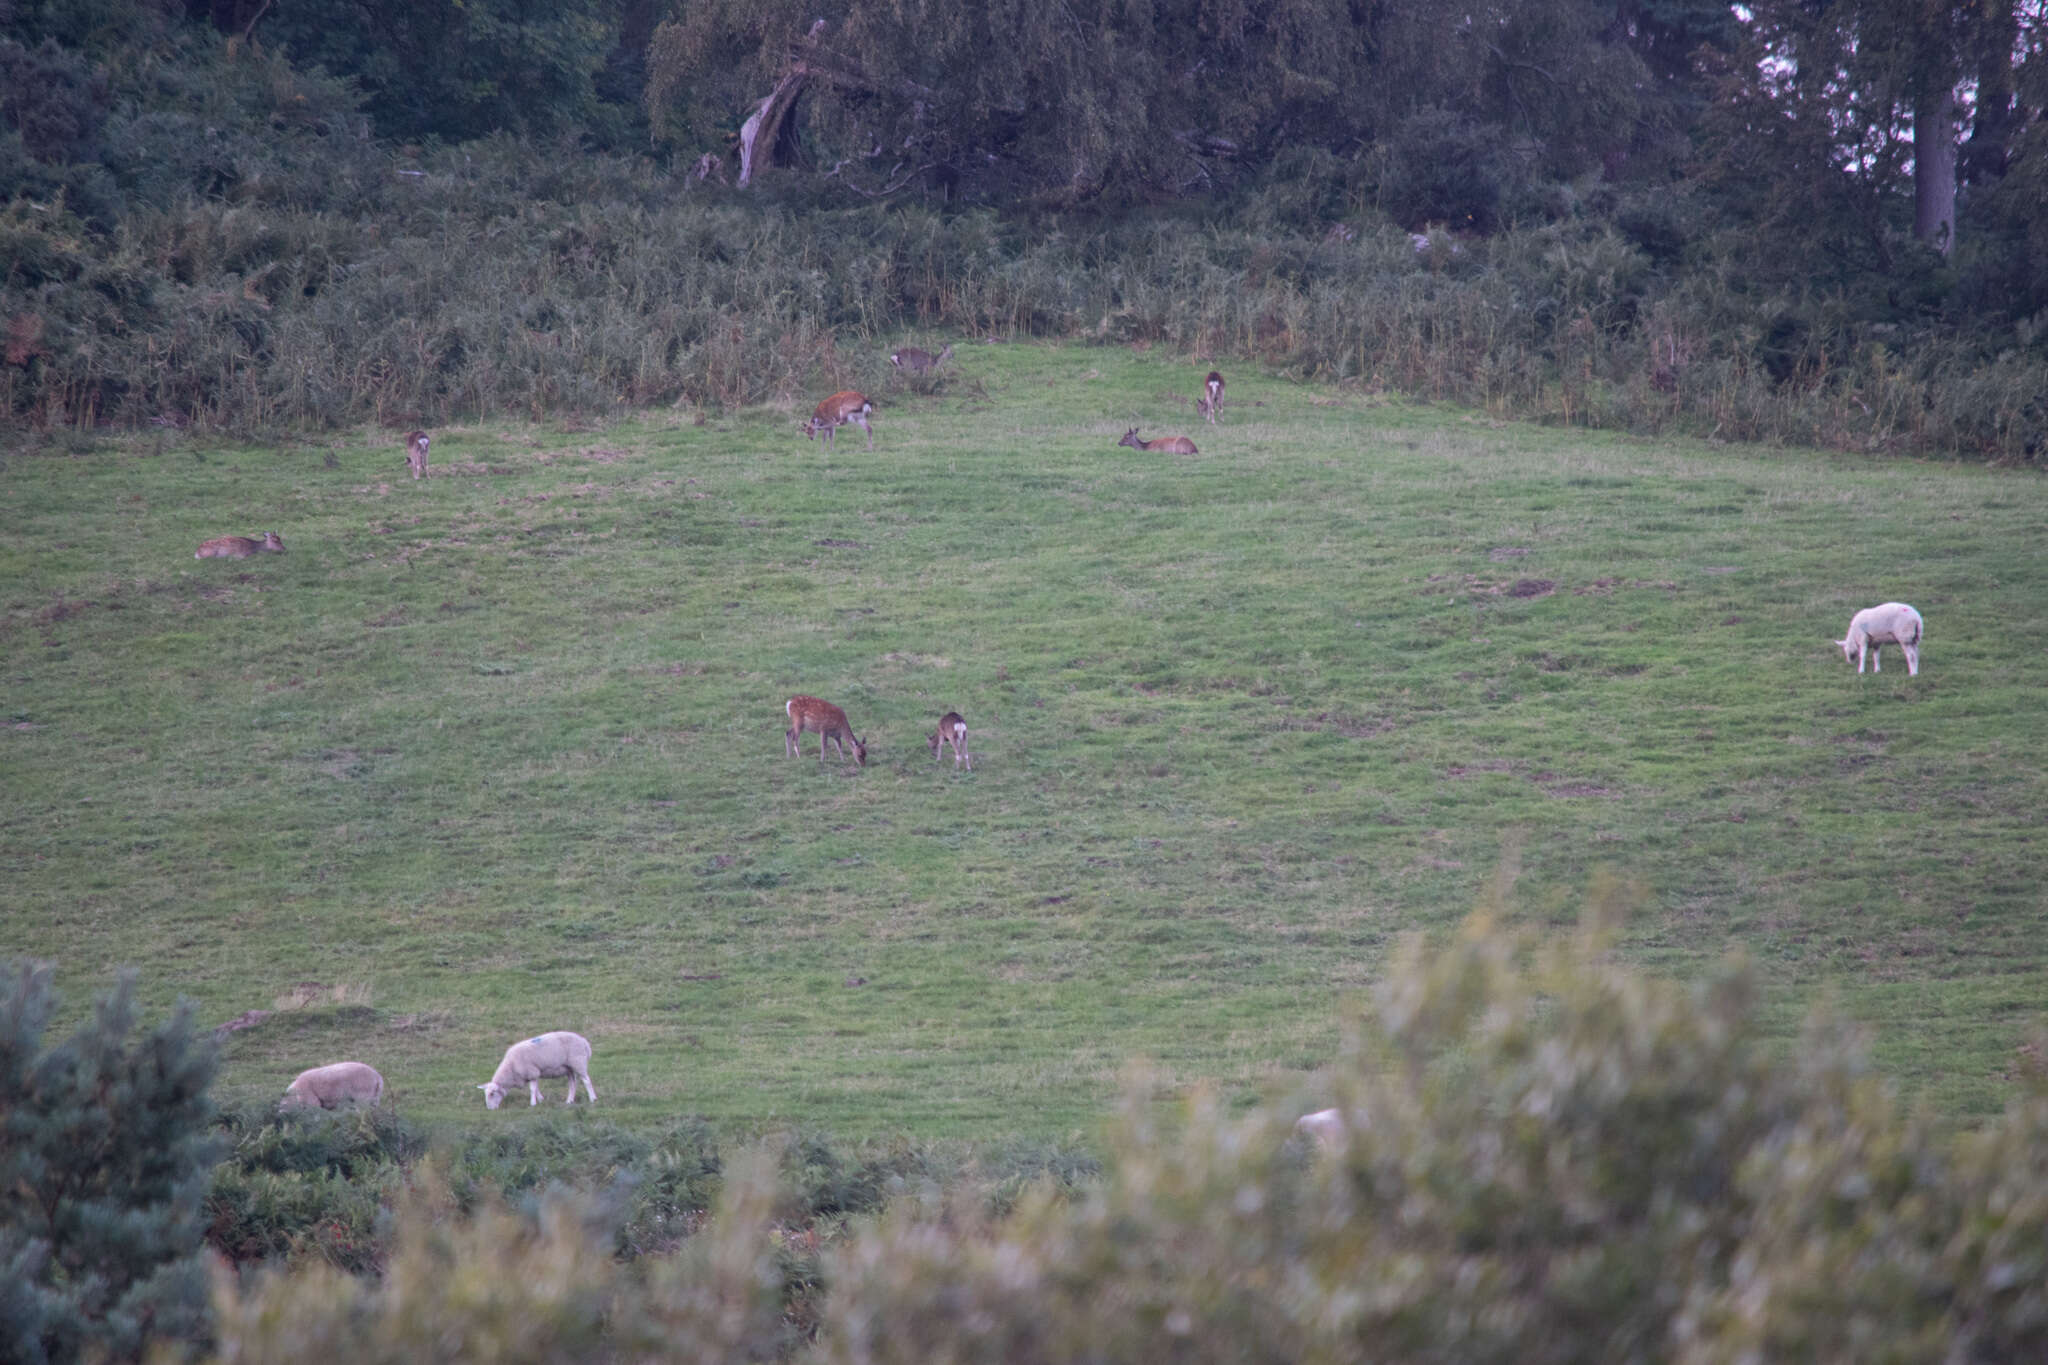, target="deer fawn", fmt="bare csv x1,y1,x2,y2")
1201,371,1224,423
806,391,874,449
1118,428,1199,455
785,696,868,767
890,344,953,375
927,712,971,770
405,430,430,480
195,531,285,559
